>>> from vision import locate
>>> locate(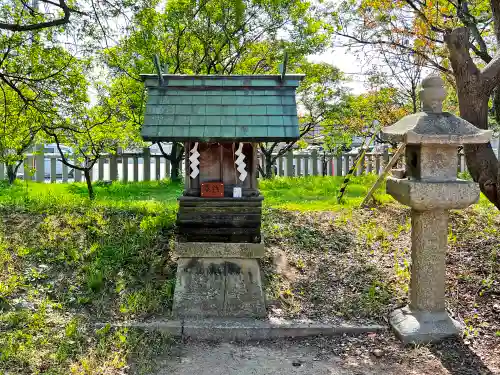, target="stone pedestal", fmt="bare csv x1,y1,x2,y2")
381,74,492,345
172,242,266,318
390,210,460,344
